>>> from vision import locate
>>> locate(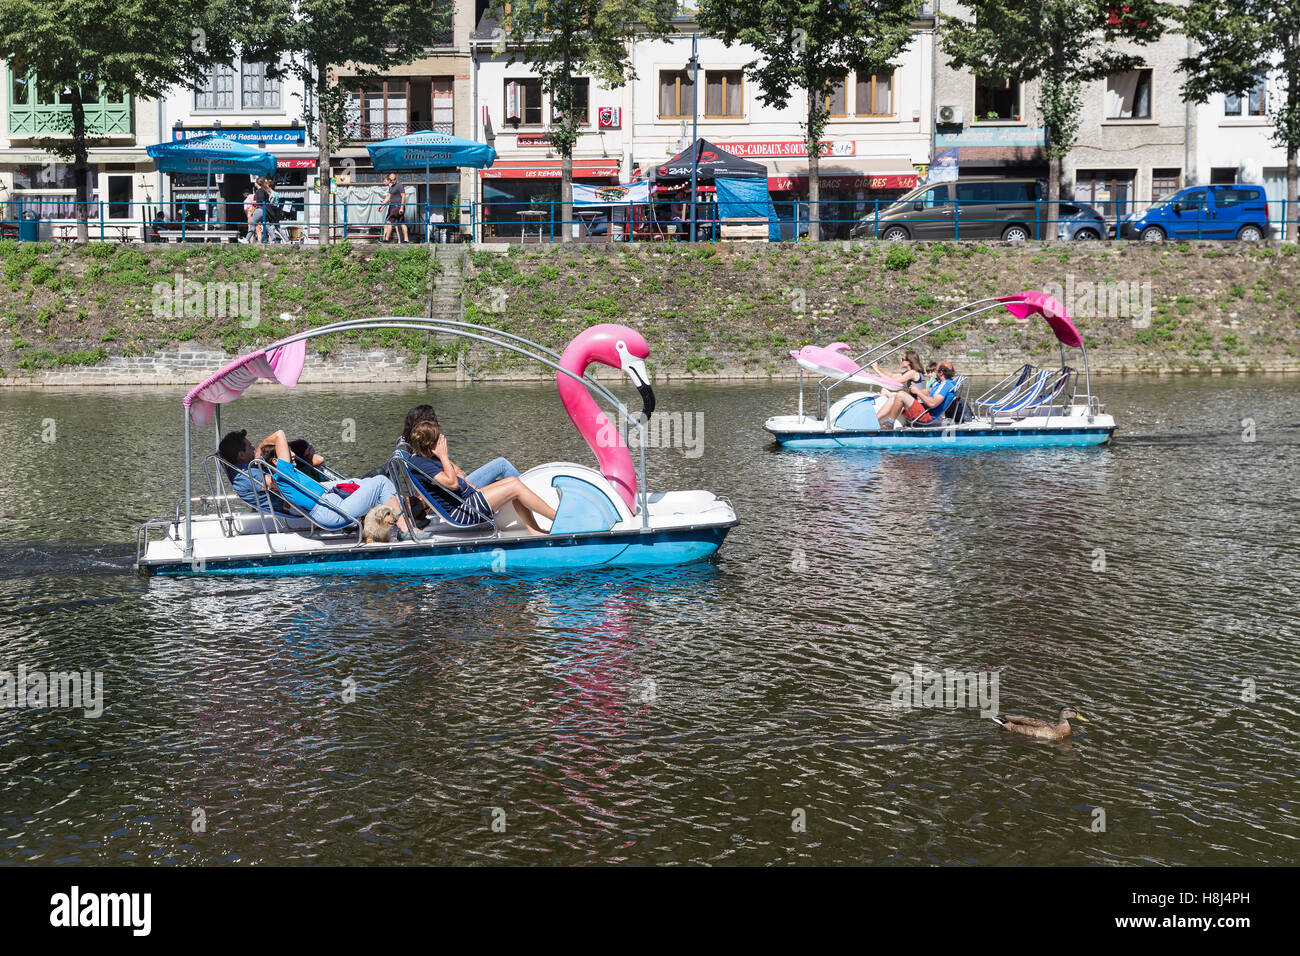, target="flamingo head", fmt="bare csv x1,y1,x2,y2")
562,323,655,421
